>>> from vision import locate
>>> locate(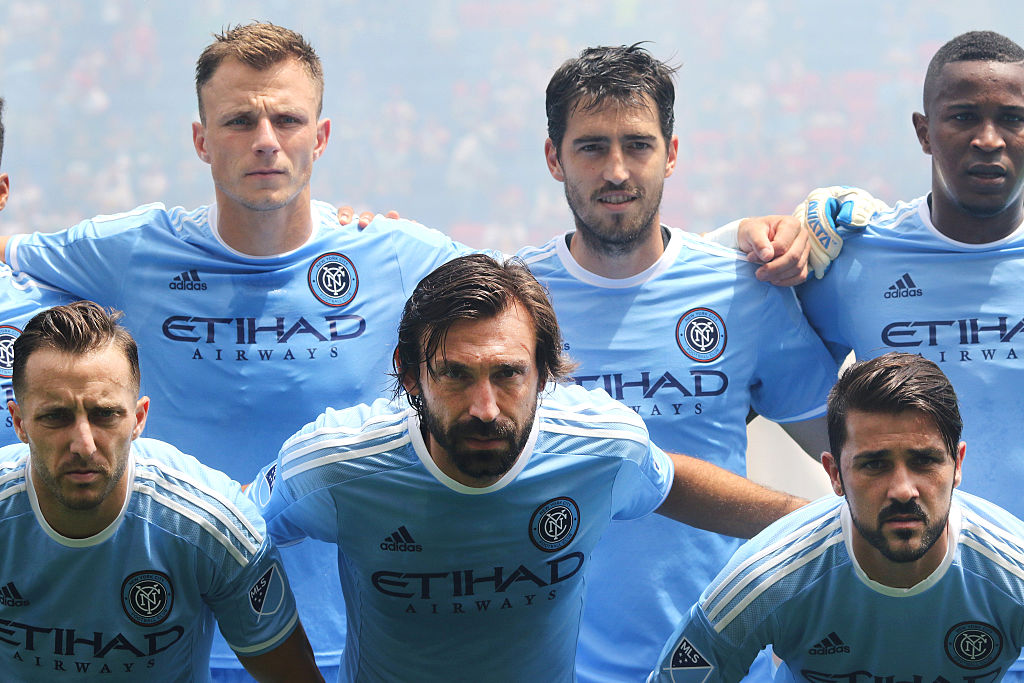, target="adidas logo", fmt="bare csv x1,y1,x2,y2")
884,272,922,299
379,525,423,552
0,581,29,607
168,270,208,291
808,631,850,655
